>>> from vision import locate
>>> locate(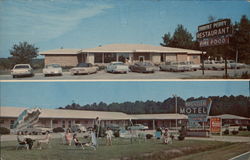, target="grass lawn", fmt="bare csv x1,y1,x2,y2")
0,137,247,160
